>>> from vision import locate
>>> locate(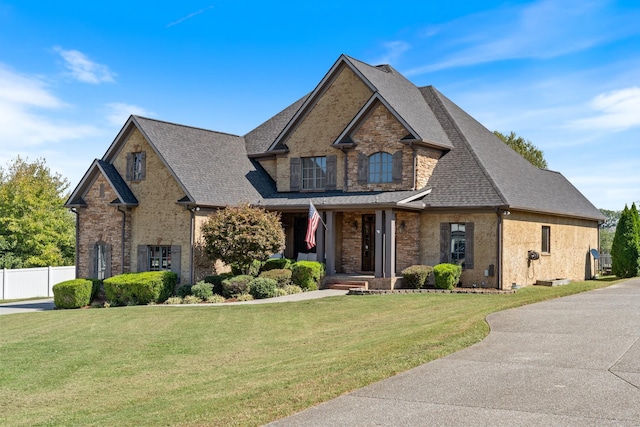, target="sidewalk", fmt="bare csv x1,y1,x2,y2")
0,299,55,315
269,279,640,426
